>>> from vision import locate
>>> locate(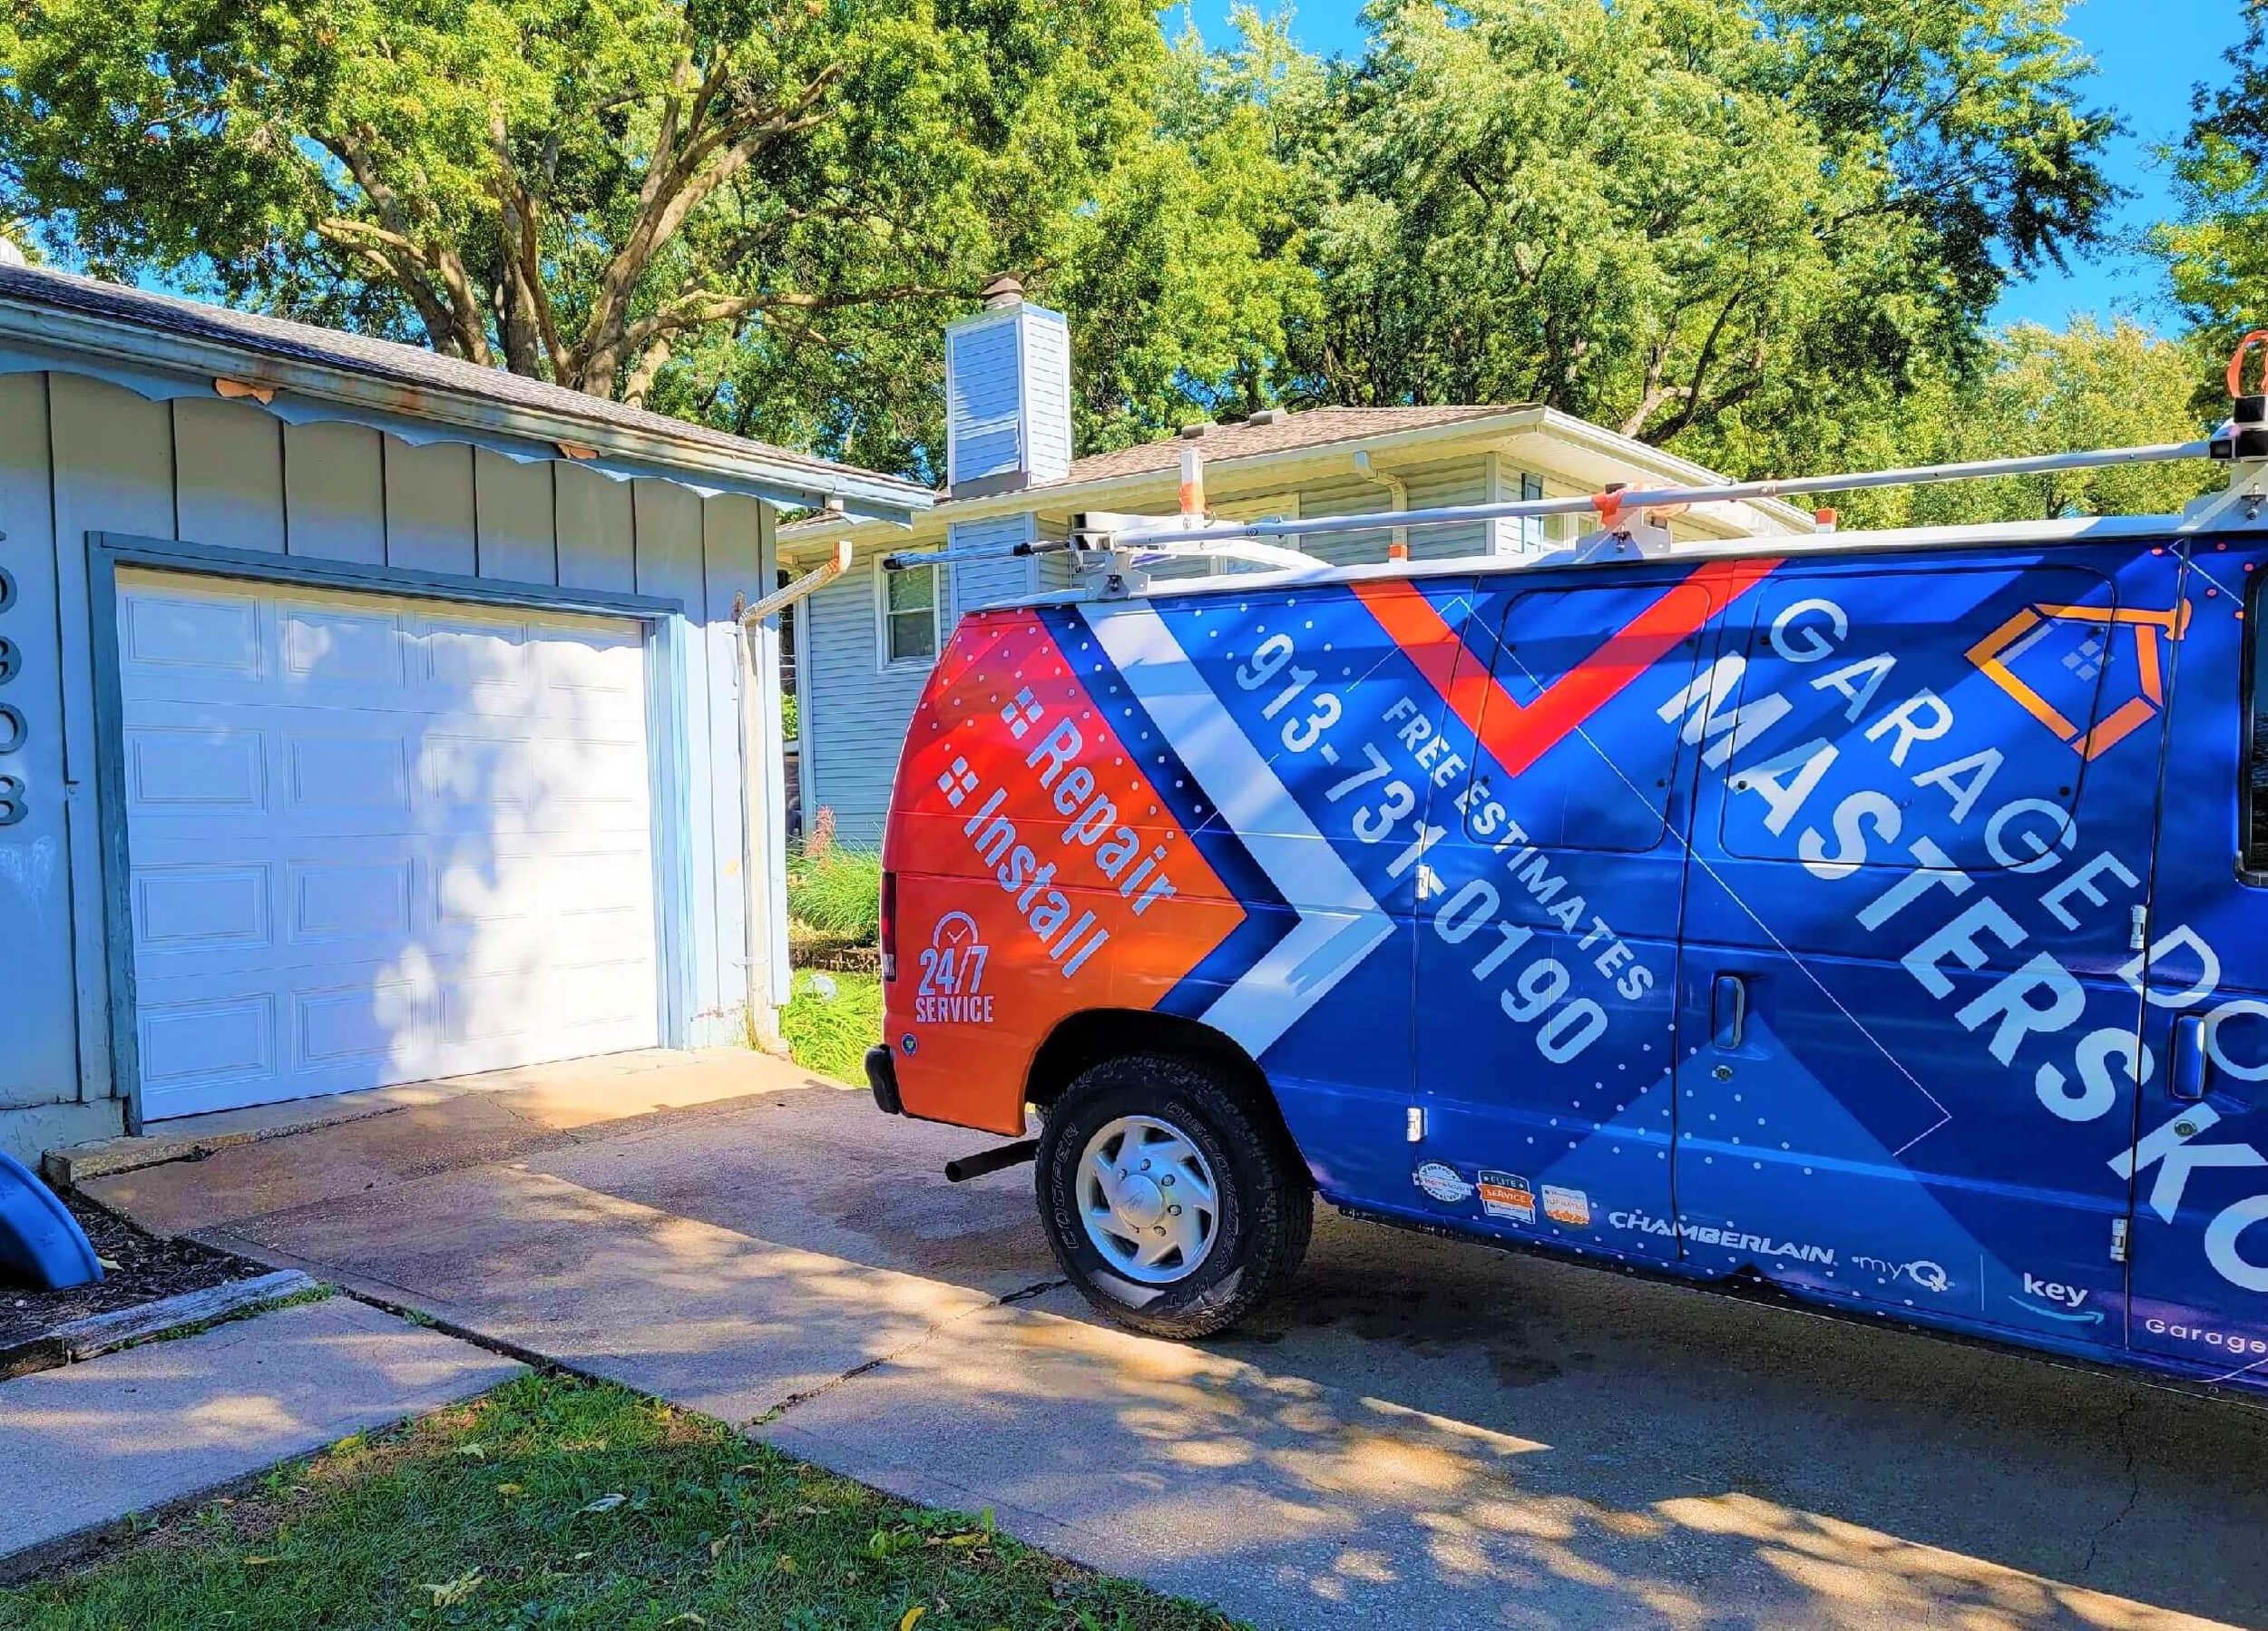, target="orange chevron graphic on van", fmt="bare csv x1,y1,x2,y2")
1353,557,1781,774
